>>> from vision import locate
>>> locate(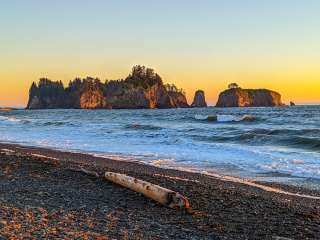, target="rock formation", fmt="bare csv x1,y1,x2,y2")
216,88,284,107
79,80,109,109
191,90,207,108
290,101,296,106
27,79,66,109
27,66,189,109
